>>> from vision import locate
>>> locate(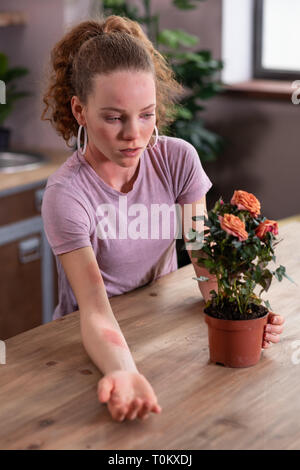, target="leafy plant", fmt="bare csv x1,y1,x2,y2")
0,52,31,127
96,0,224,162
190,190,296,317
